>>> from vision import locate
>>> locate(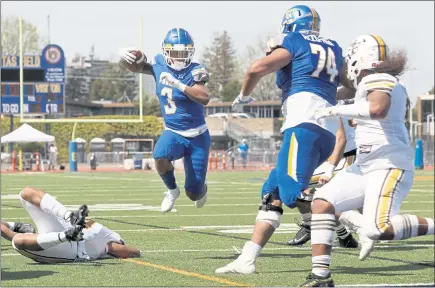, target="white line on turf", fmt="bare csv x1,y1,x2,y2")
3,201,434,210
2,244,434,257
2,193,432,202
1,209,433,217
